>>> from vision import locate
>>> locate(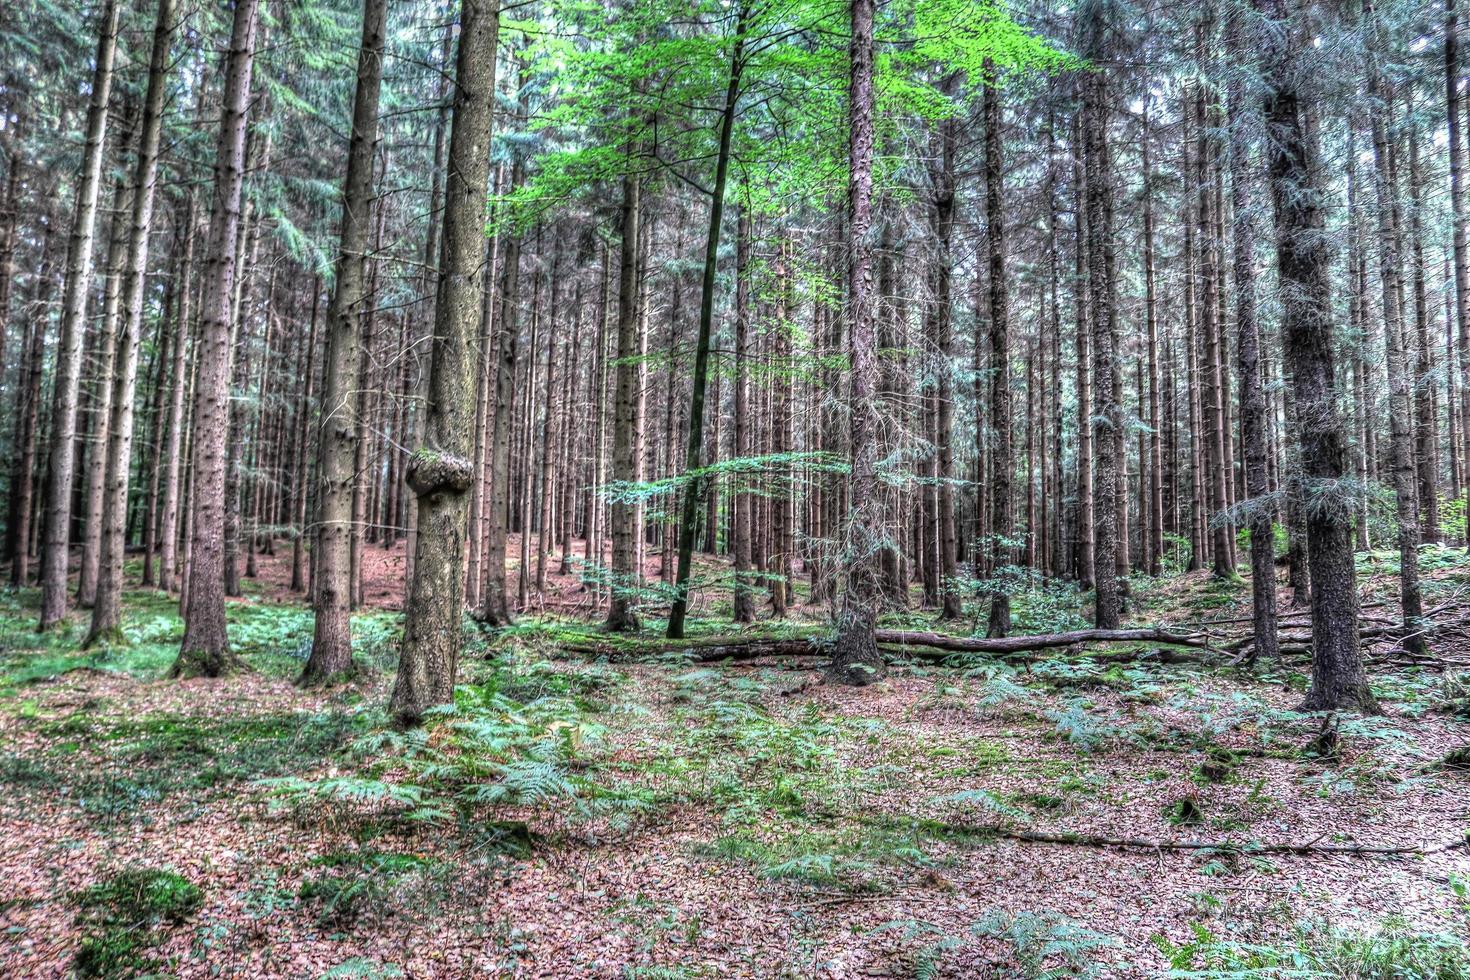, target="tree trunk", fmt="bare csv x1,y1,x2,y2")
1449,0,1470,548
1072,116,1094,589
84,0,175,641
731,205,756,624
1081,16,1120,629
301,0,386,686
1367,79,1427,659
172,0,262,678
77,167,134,607
606,167,643,632
287,279,319,593
1142,100,1164,577
828,0,886,686
982,66,1009,633
481,162,521,626
668,11,745,636
9,223,56,588
390,0,500,725
159,196,196,593
1261,0,1375,711
1407,132,1439,543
